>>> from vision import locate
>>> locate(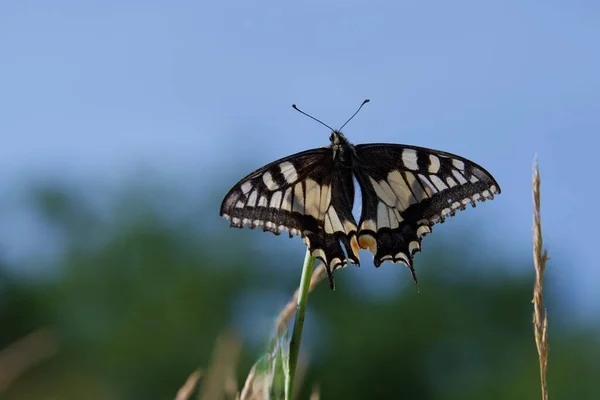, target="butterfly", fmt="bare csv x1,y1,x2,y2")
220,100,500,290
